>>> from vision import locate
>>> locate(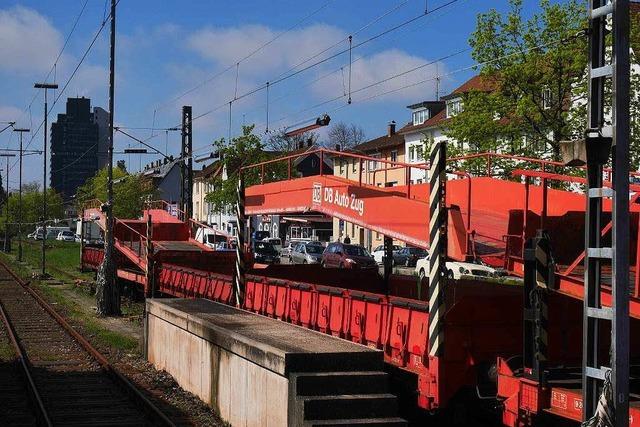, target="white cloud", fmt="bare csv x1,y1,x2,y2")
0,6,62,73
187,24,347,76
312,49,443,103
65,64,109,99
0,105,23,123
